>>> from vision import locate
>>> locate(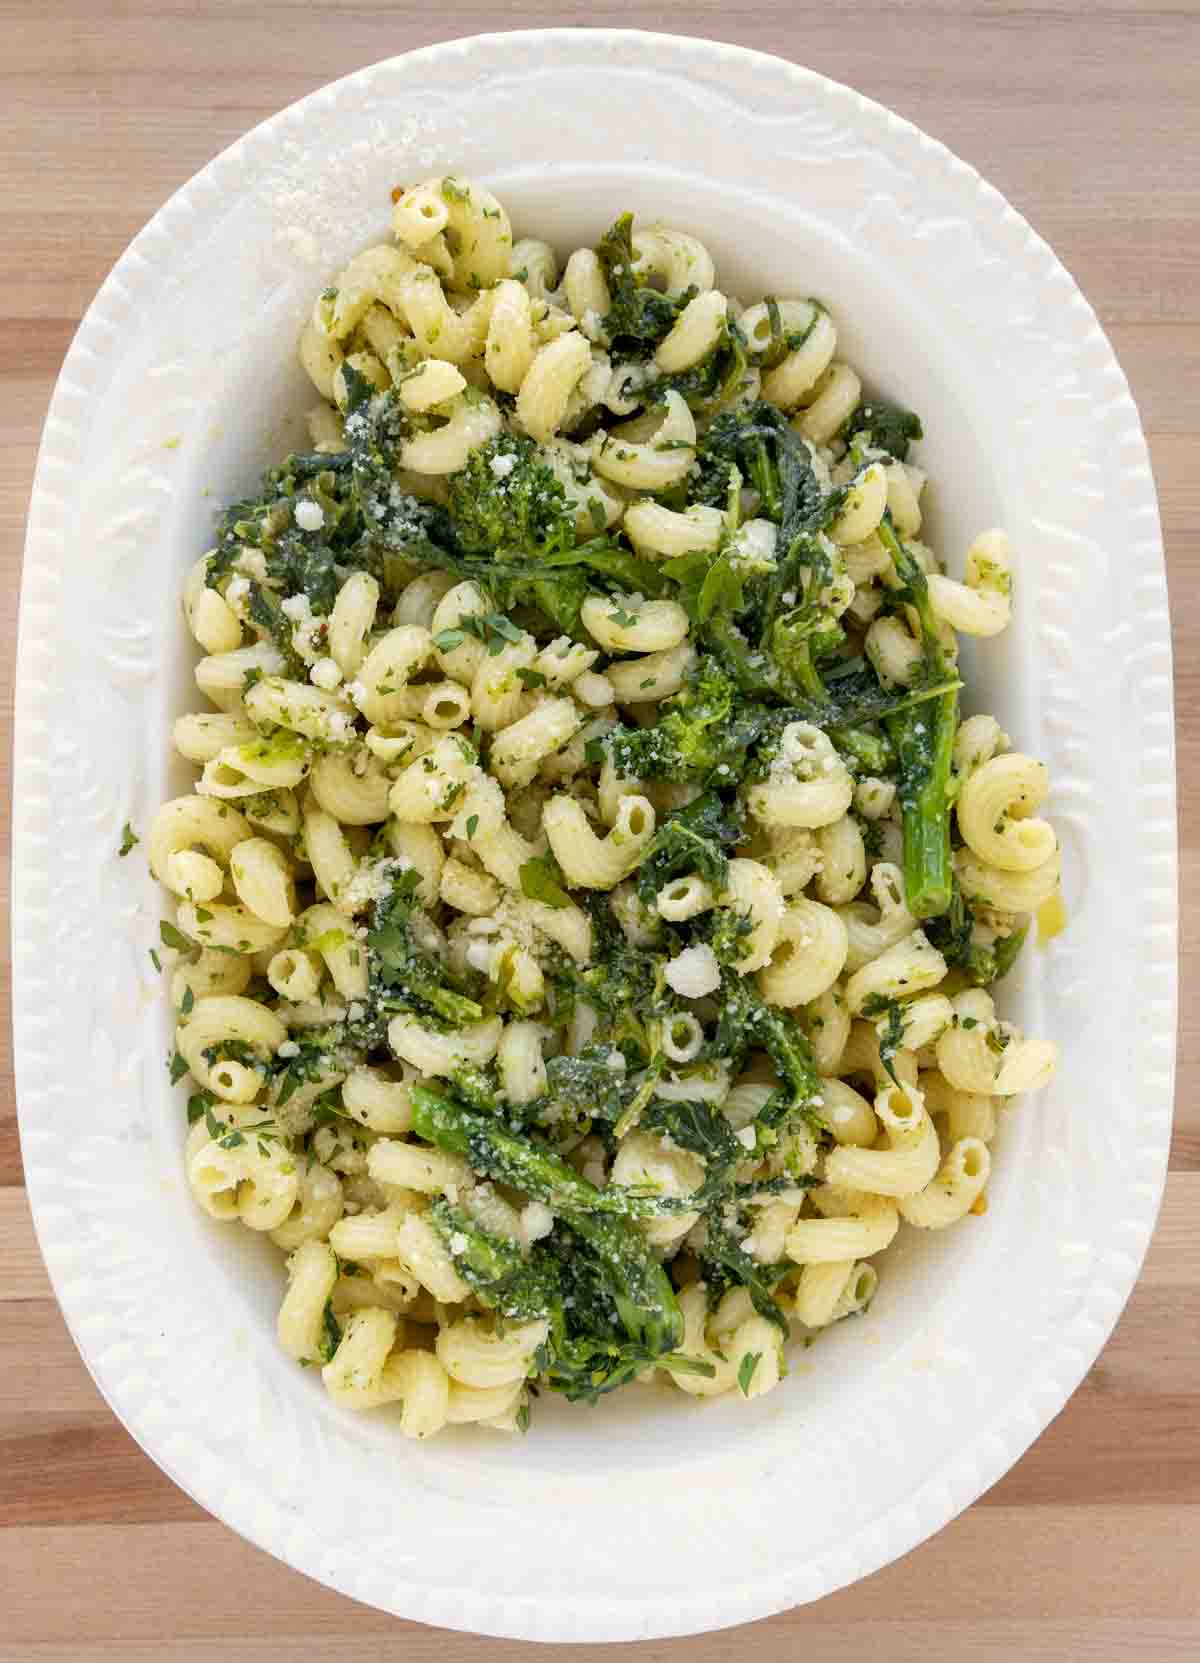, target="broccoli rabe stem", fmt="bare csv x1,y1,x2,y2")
567,1212,685,1355
409,1086,661,1220
876,519,958,920
887,689,958,918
